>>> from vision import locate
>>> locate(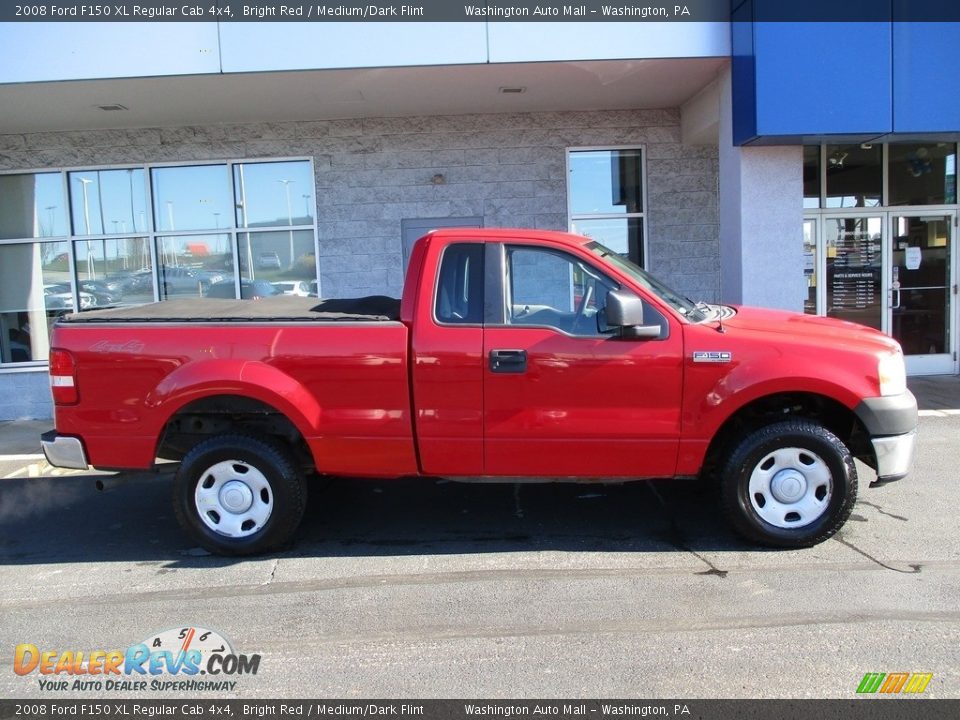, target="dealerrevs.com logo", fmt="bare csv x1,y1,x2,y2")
13,627,260,693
